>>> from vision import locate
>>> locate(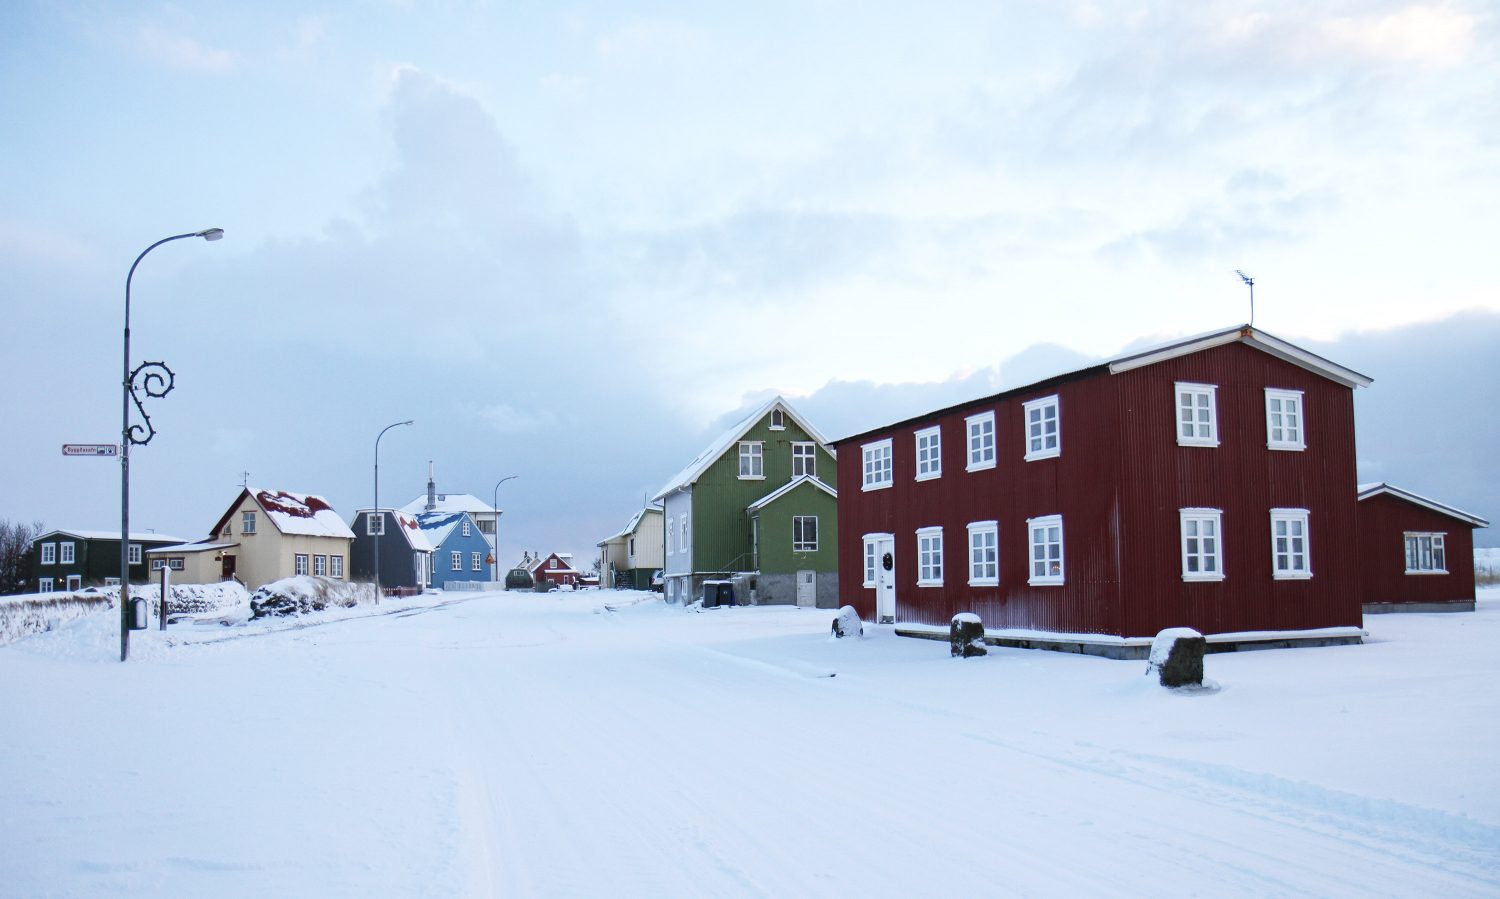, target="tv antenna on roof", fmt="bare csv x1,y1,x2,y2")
1235,270,1255,327
240,471,250,488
